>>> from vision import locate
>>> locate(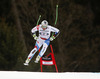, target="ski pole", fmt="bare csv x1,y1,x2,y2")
52,5,59,36
36,15,41,25
54,5,58,26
